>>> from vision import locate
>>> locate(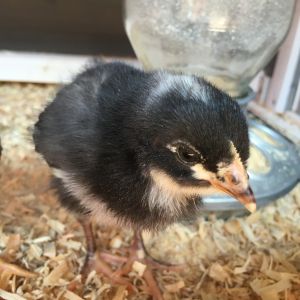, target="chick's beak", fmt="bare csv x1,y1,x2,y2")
210,163,256,213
